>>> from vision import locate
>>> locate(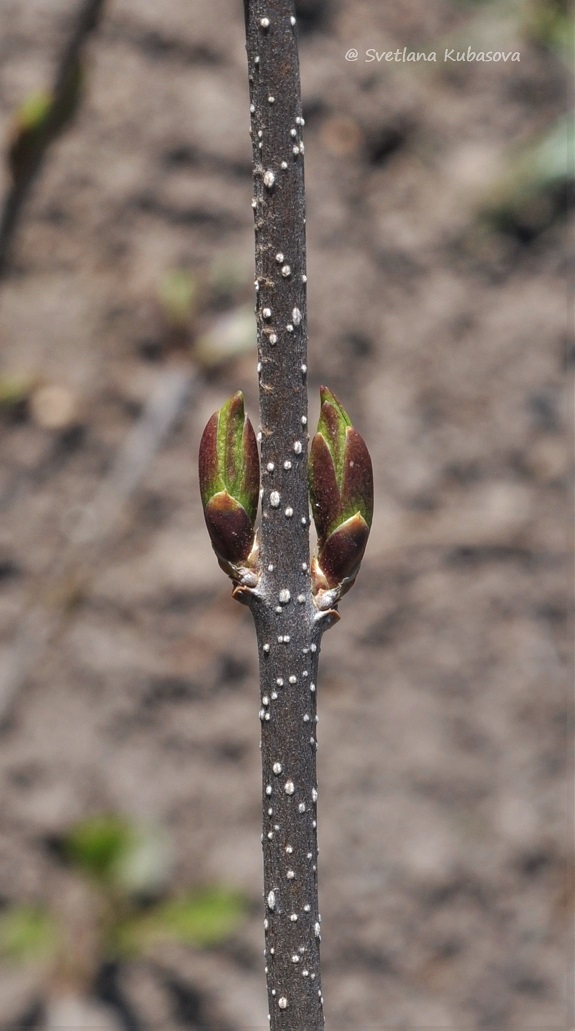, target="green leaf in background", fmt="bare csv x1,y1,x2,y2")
155,887,247,946
522,0,573,58
508,115,574,196
116,887,248,955
158,268,198,333
64,815,133,882
0,373,36,412
0,905,58,963
479,115,573,236
63,816,173,896
14,91,53,134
